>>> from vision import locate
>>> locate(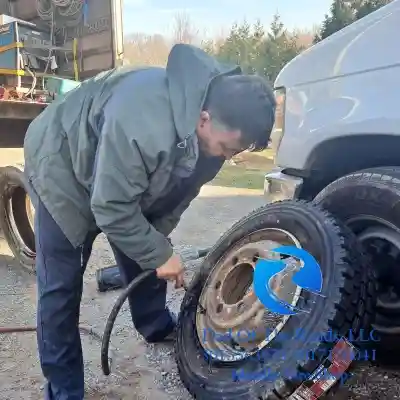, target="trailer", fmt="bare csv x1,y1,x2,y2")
0,0,124,271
